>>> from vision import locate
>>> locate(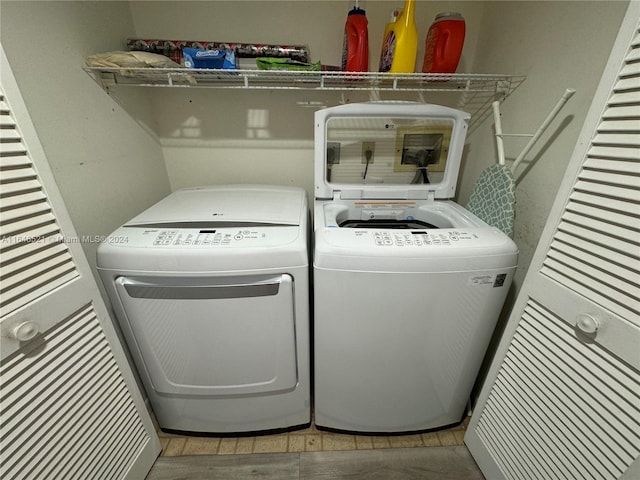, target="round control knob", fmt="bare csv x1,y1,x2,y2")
10,321,40,342
576,314,599,335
